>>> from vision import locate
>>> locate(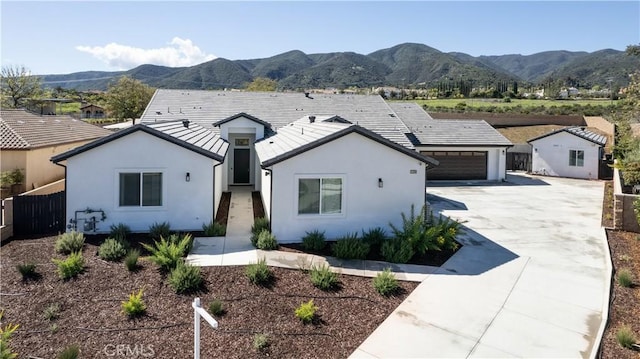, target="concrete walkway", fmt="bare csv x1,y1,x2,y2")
187,187,257,266
351,173,611,358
